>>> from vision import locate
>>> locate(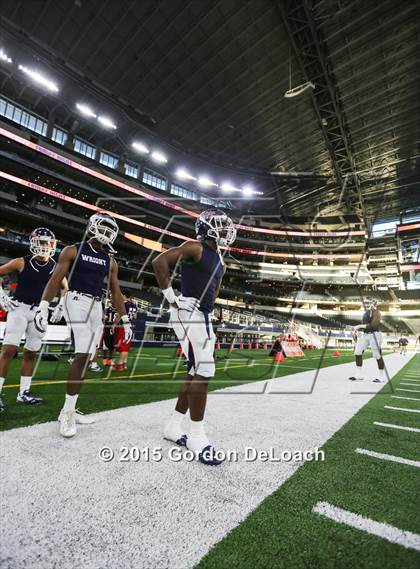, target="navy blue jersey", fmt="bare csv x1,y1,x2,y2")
104,305,117,325
181,242,224,313
68,242,110,298
14,255,55,305
362,309,379,331
125,300,138,321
